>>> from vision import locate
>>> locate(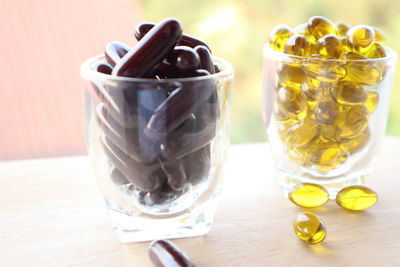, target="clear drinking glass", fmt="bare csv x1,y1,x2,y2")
262,46,397,198
81,55,233,242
